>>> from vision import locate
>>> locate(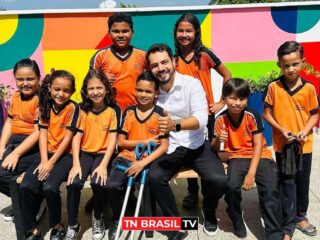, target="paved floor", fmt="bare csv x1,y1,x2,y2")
0,134,319,240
